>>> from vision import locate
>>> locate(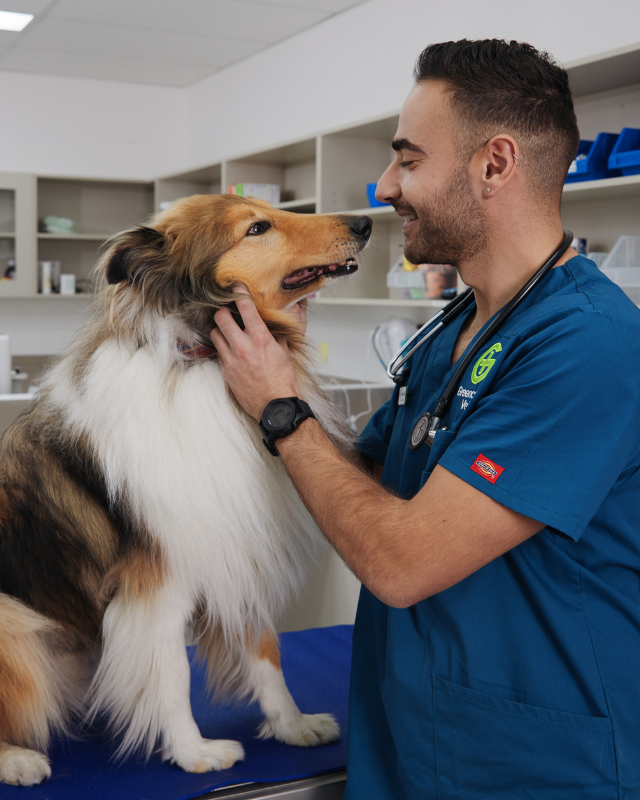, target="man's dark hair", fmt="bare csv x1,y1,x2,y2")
414,39,579,203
